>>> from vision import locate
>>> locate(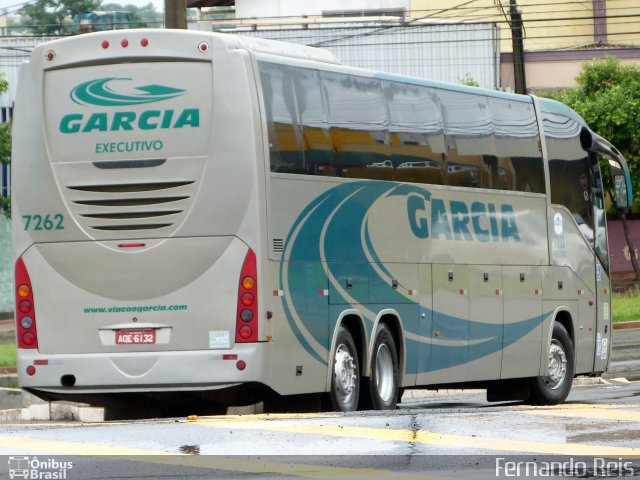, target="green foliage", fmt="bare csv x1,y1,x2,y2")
0,74,10,219
20,0,102,35
459,73,480,87
541,58,640,211
0,123,11,167
613,290,640,322
0,343,16,367
103,2,162,27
